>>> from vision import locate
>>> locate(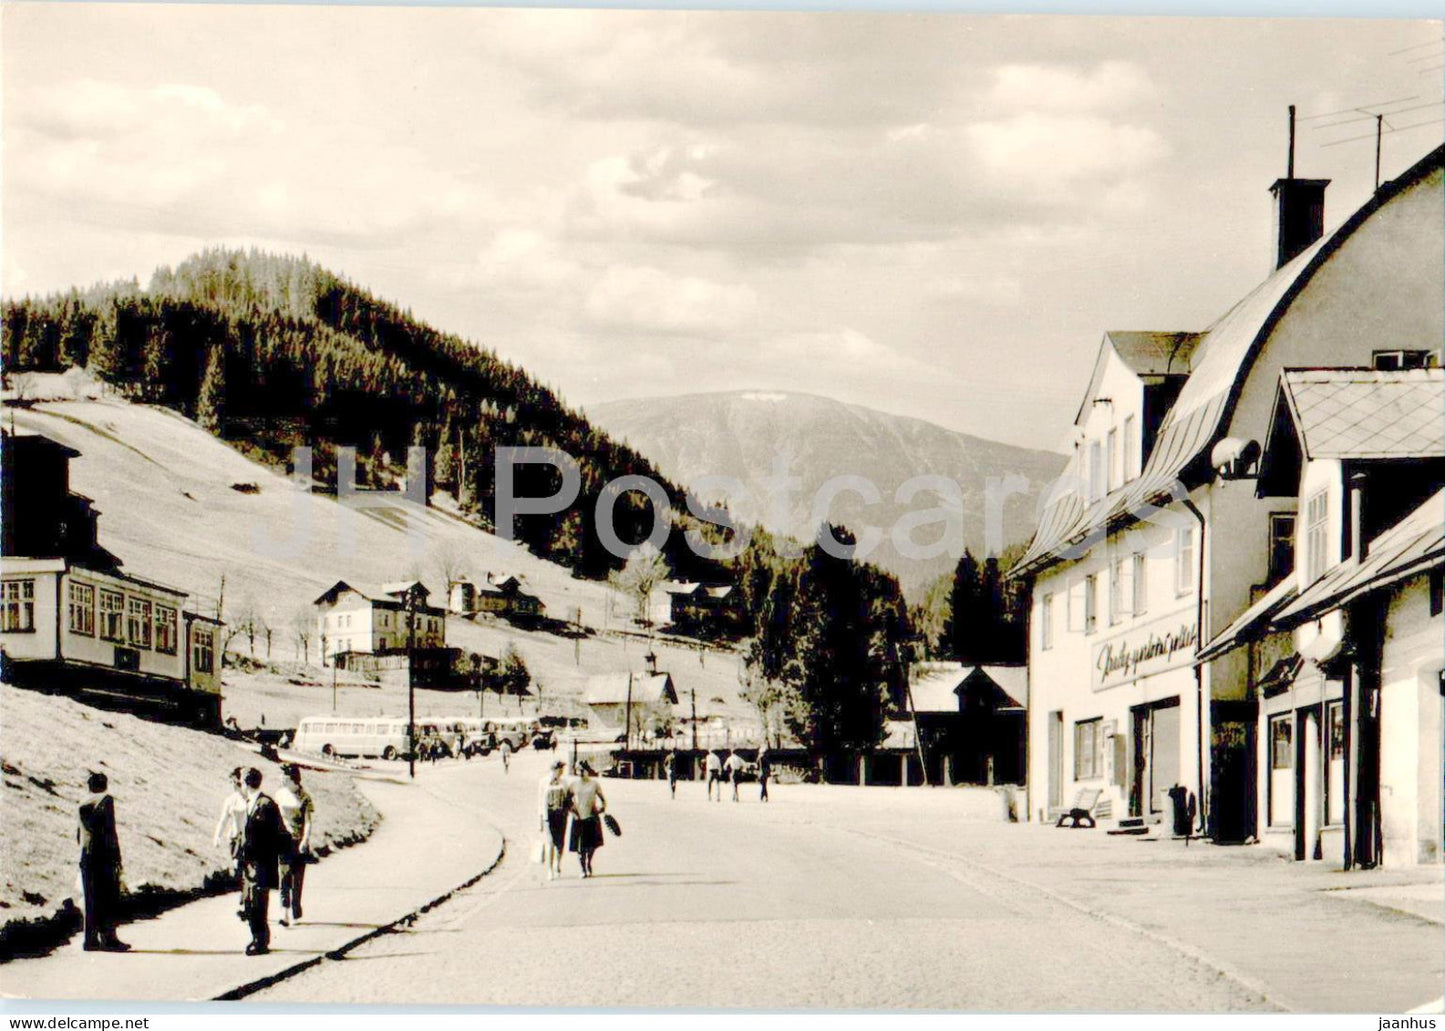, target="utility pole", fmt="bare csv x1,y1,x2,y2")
690,688,698,752
407,588,418,780
623,671,634,752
